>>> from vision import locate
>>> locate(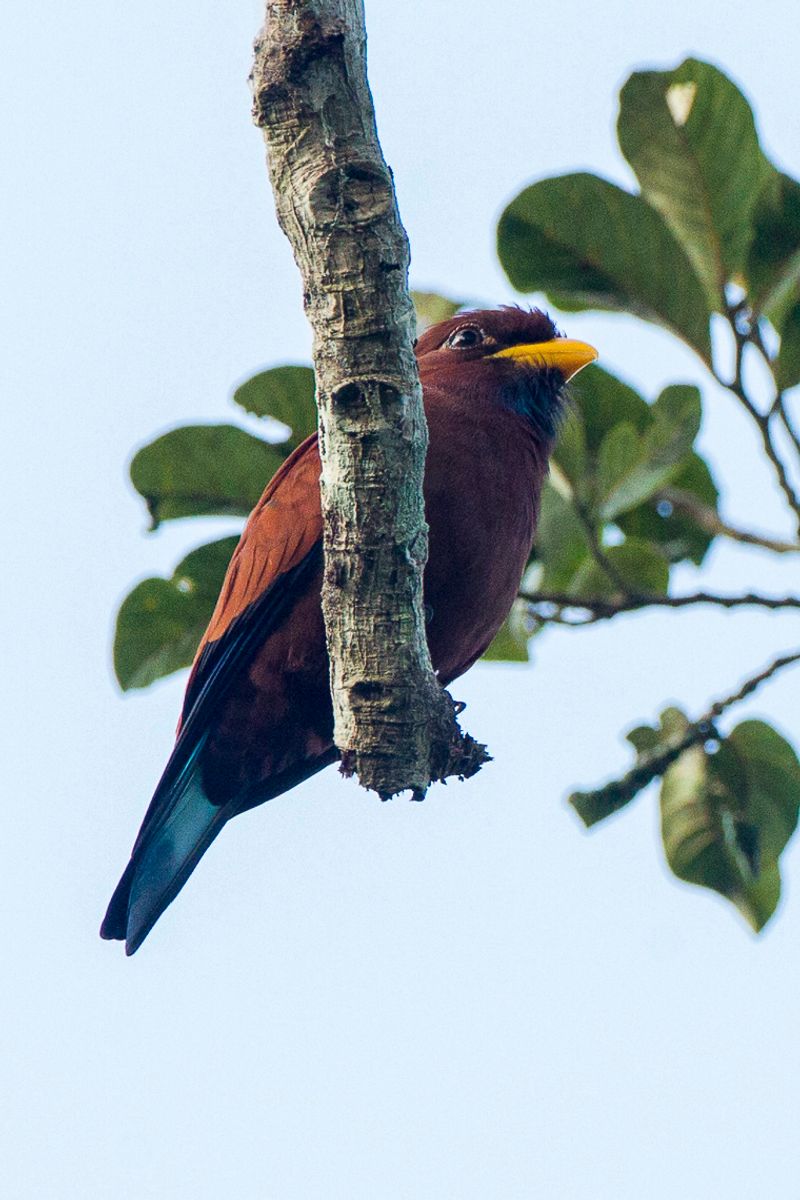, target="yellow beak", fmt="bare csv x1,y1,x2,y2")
490,338,598,382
